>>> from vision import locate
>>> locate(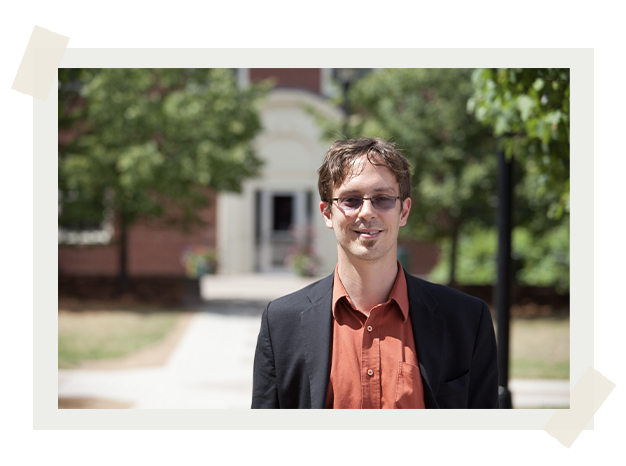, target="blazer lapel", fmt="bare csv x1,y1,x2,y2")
301,274,334,409
406,275,446,408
